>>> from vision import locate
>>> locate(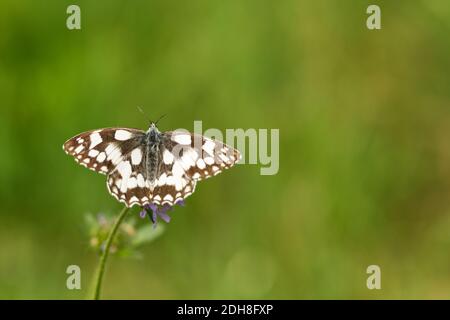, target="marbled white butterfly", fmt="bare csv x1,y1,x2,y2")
63,123,241,207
